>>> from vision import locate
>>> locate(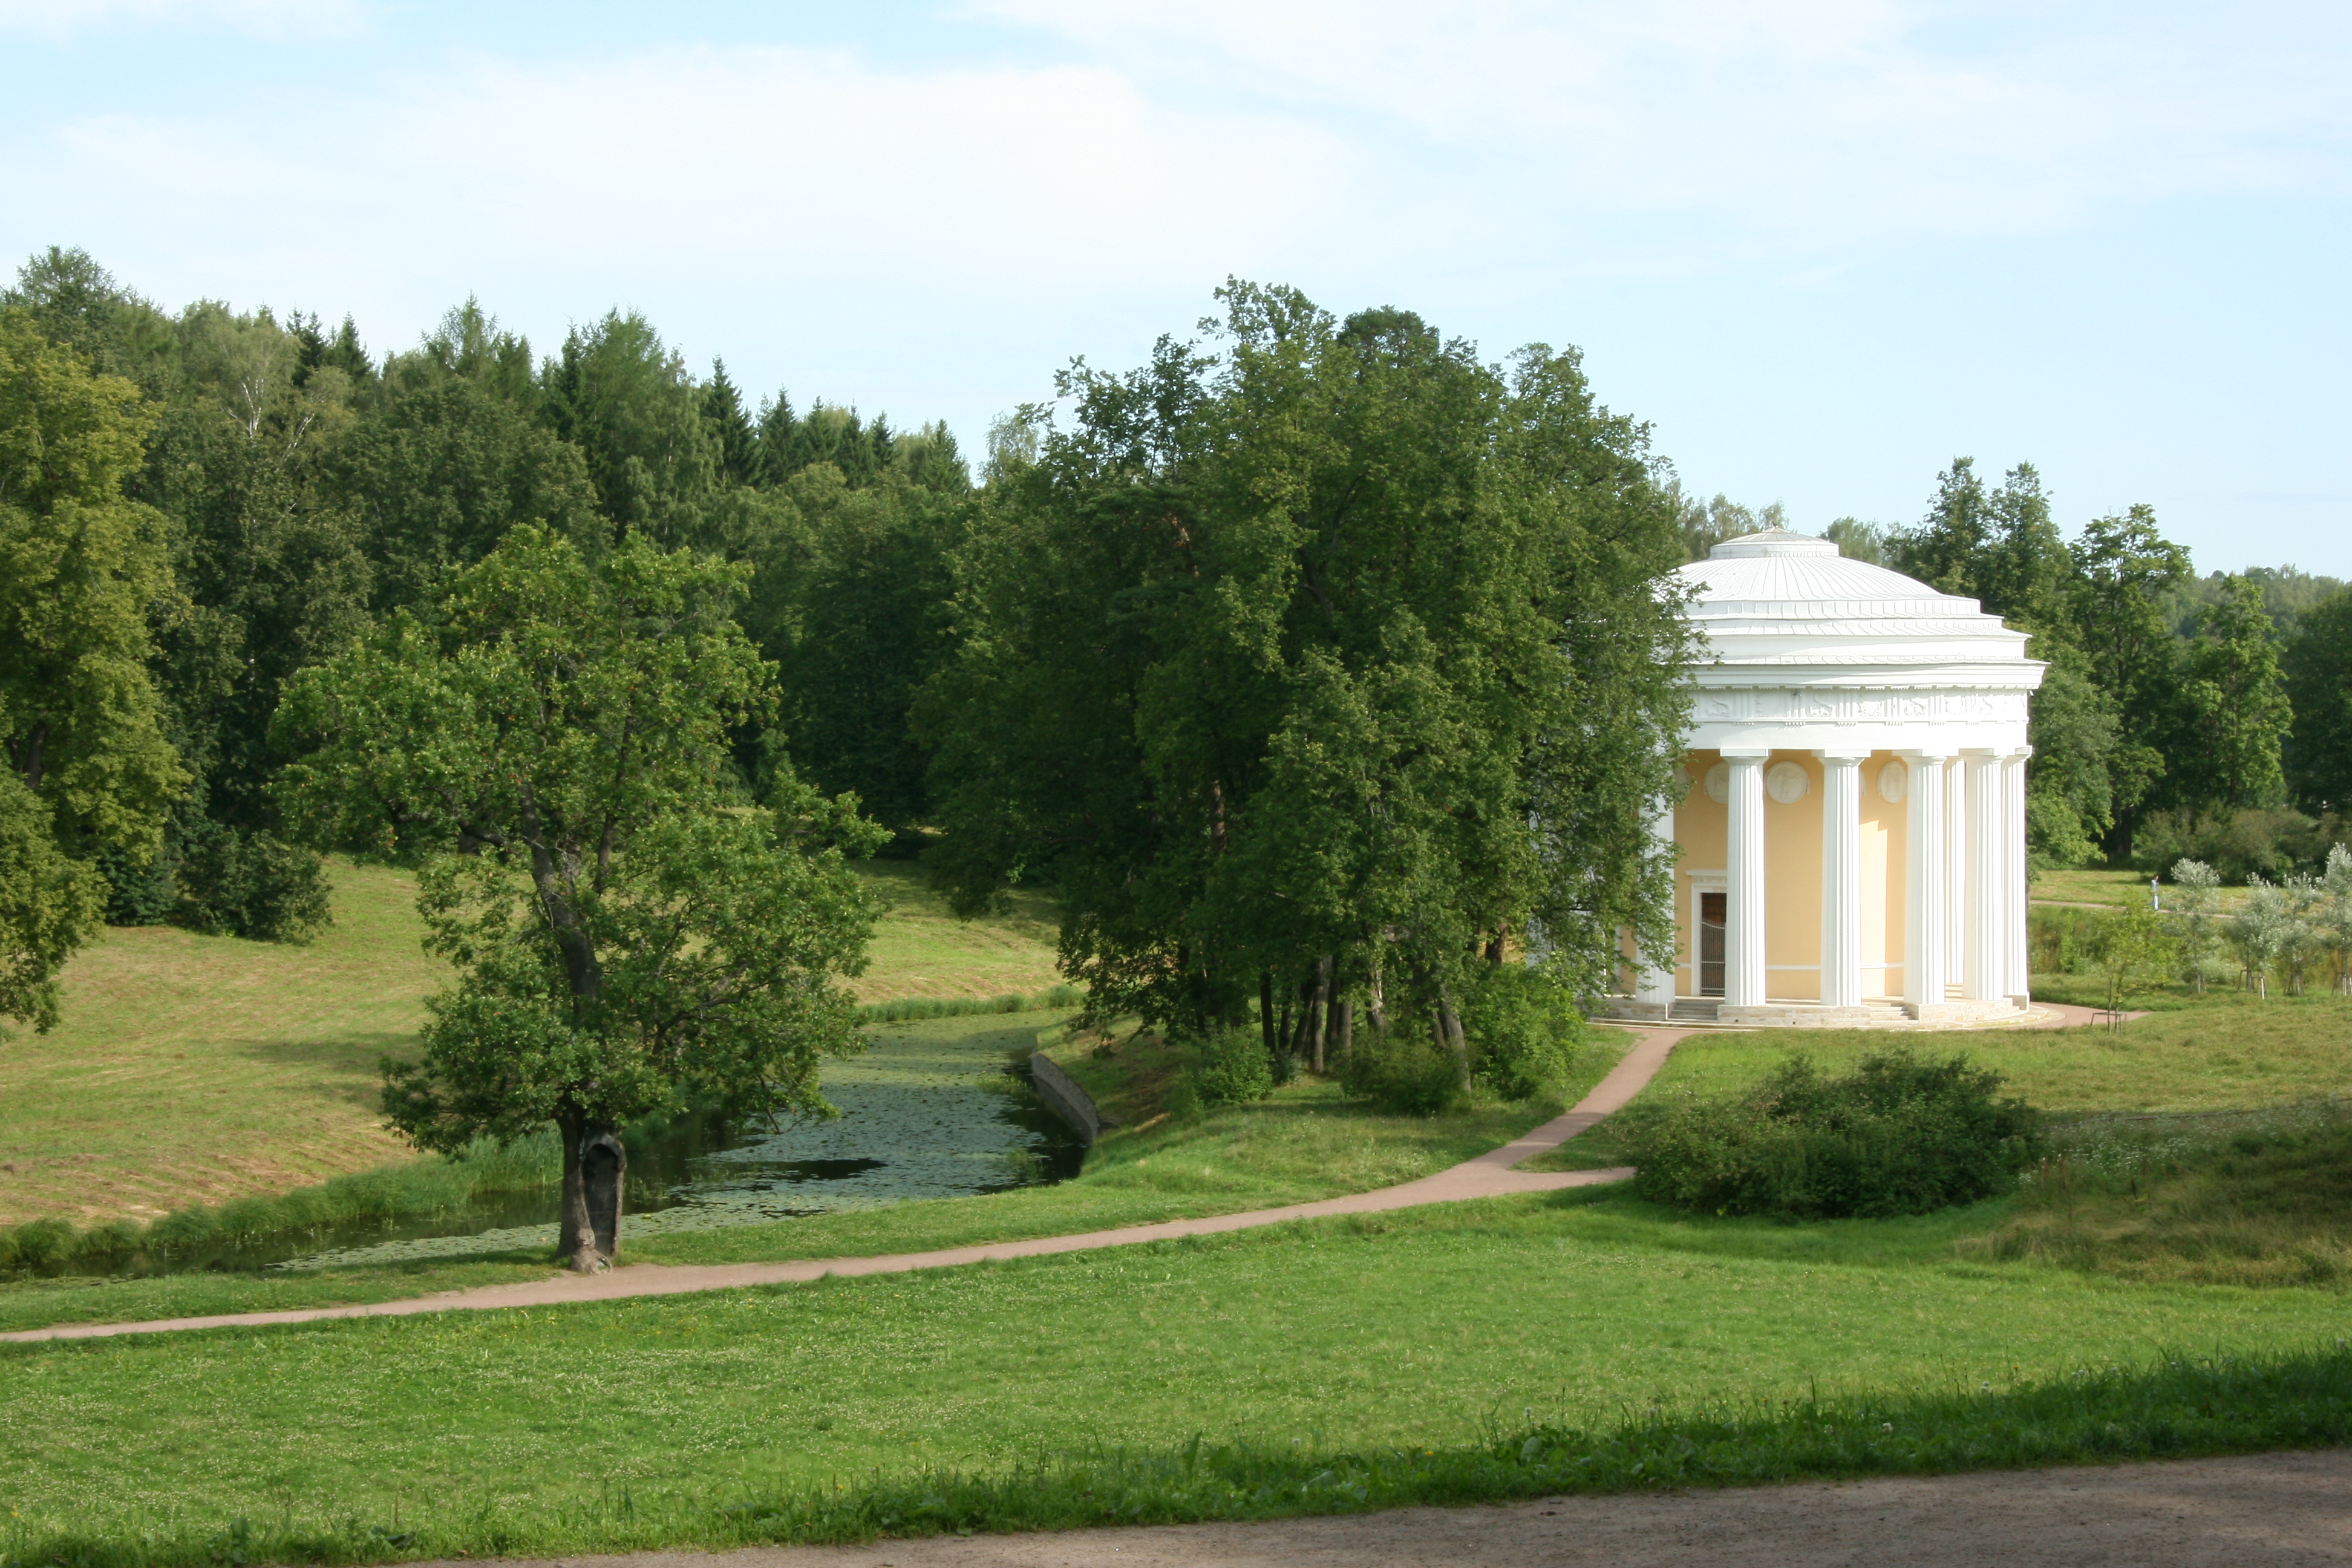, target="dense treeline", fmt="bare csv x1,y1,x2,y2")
0,247,970,965
922,287,1690,1068
8,241,2352,1073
